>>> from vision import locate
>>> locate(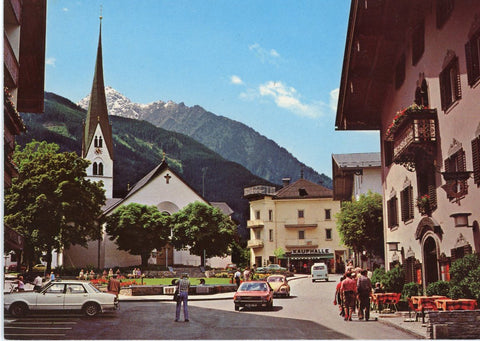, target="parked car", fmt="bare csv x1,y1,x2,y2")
311,262,328,282
266,275,290,297
4,279,119,317
256,264,287,274
233,281,274,311
31,264,47,271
